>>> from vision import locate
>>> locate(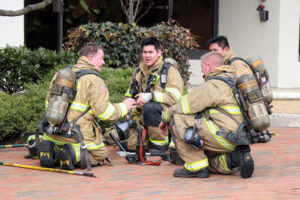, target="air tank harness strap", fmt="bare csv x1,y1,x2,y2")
139,128,161,166
68,108,92,171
